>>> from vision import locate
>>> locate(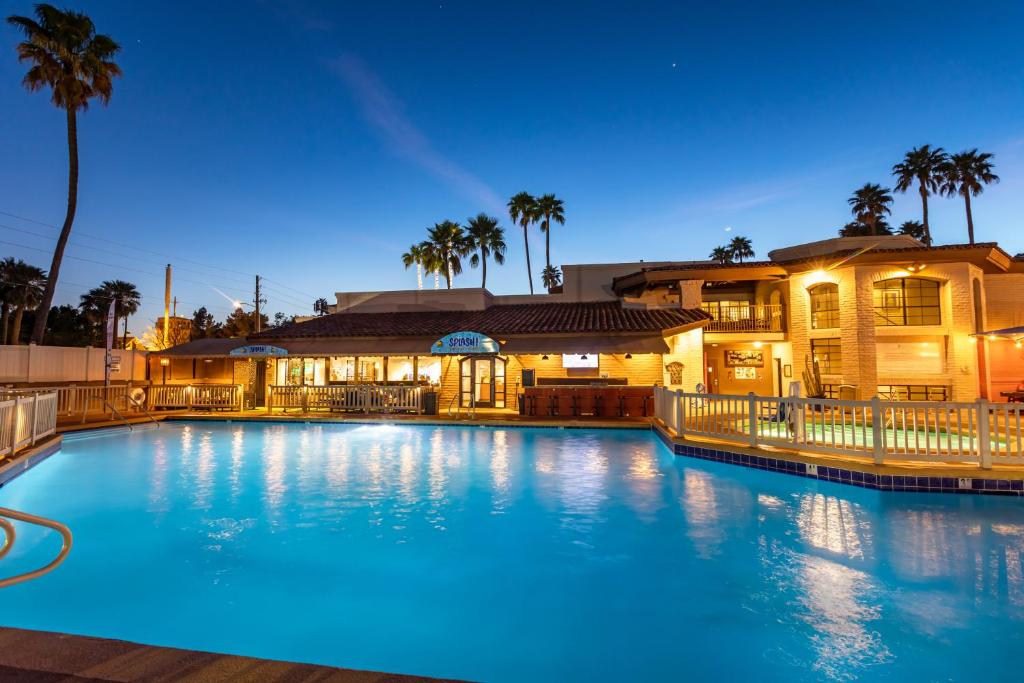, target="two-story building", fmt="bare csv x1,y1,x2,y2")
152,235,1024,408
